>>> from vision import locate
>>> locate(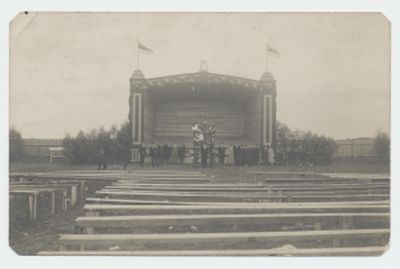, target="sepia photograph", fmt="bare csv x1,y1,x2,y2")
8,12,390,256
